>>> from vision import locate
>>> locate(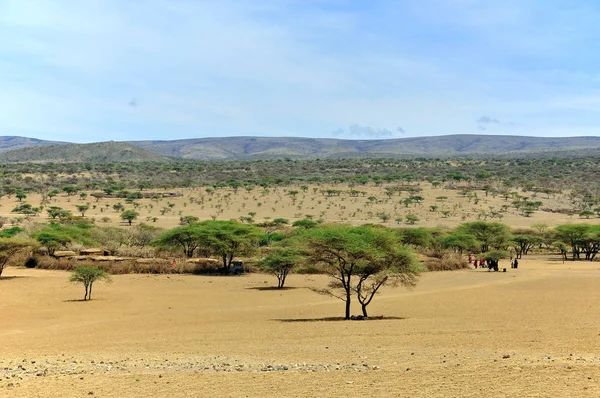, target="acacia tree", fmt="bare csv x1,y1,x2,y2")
554,224,592,260
355,245,421,317
120,210,139,225
152,224,207,257
457,221,511,252
511,229,543,259
256,246,302,288
195,220,262,271
0,238,37,277
299,224,420,320
69,266,111,300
